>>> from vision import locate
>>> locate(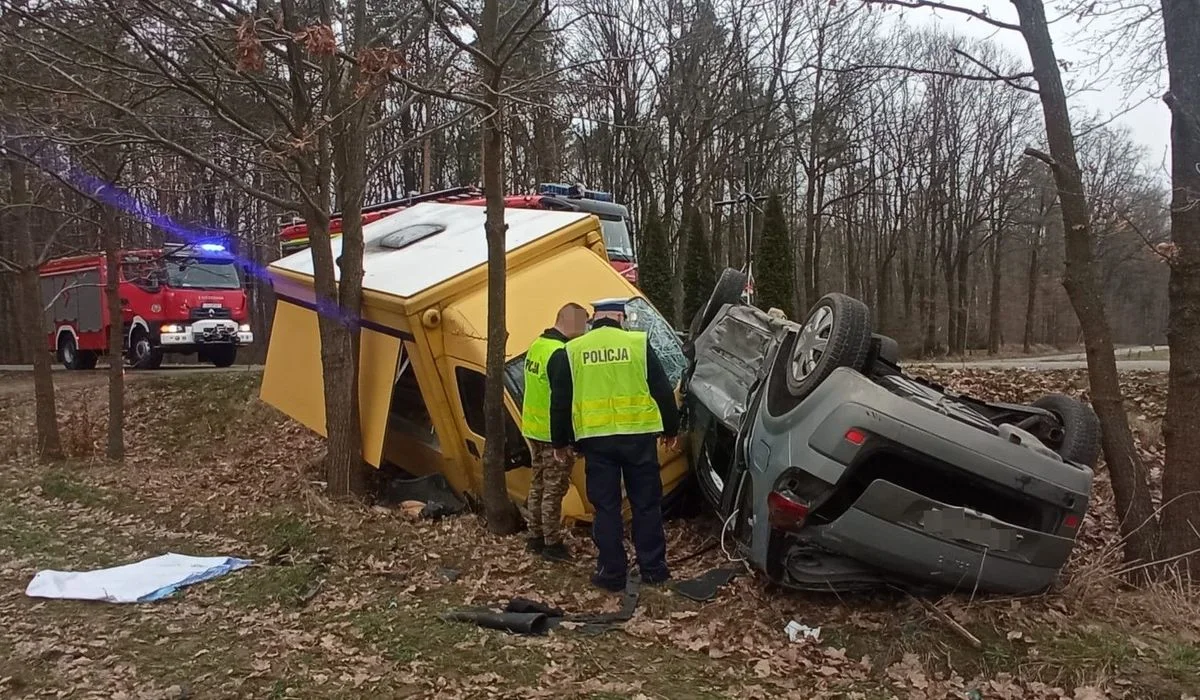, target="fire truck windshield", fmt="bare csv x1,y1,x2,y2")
166,259,242,290
600,218,634,262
